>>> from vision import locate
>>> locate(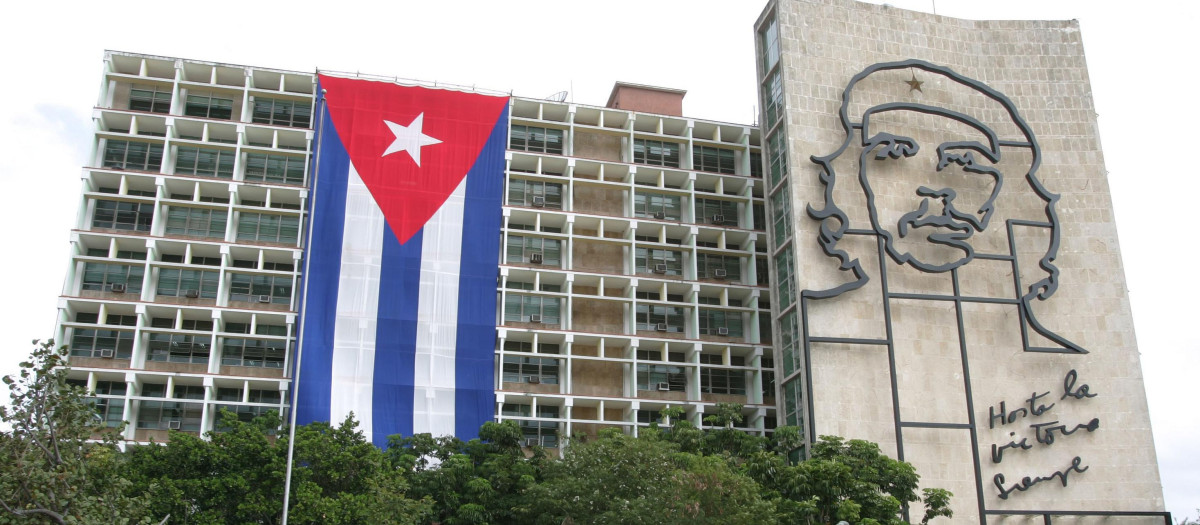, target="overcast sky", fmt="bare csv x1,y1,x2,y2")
0,0,1194,519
